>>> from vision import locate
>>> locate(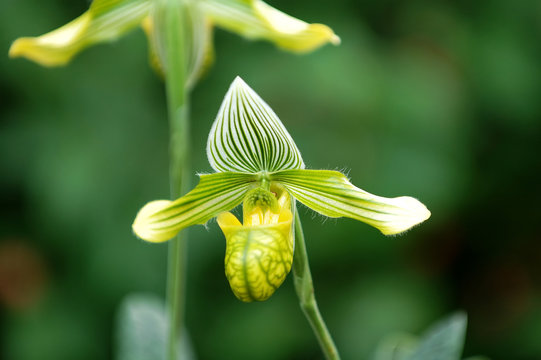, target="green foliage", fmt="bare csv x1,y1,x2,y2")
115,293,194,360
116,294,167,360
406,313,467,360
374,313,479,360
